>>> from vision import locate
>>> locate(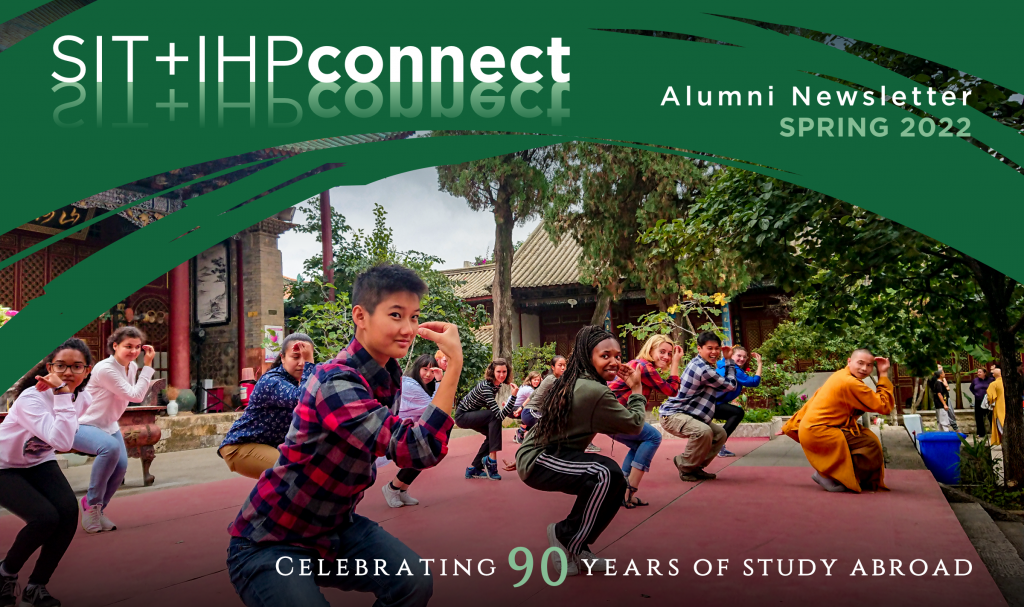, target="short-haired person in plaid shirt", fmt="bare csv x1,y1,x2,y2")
660,331,738,482
226,264,464,607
